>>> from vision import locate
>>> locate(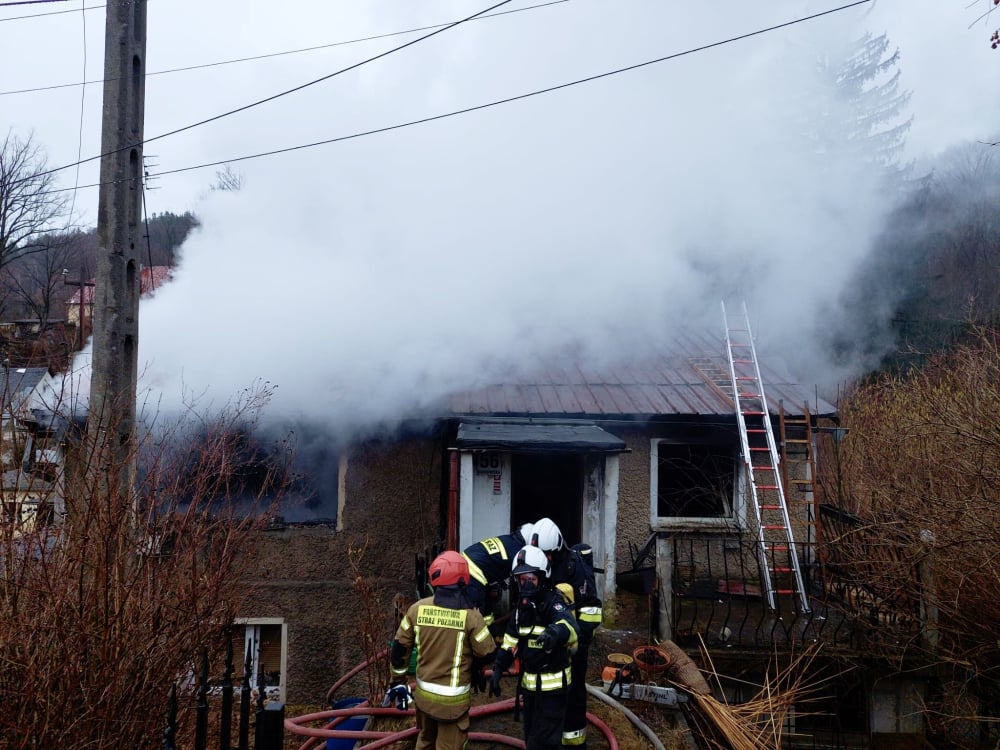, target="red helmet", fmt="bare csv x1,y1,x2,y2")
429,551,470,588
